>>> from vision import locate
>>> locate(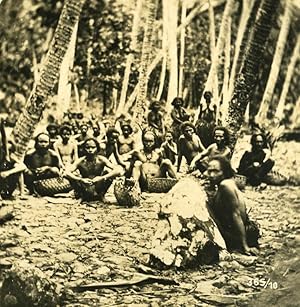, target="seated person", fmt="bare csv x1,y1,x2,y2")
53,125,78,170
130,130,177,191
160,131,177,165
24,133,61,194
0,123,26,199
147,100,164,145
117,121,136,155
177,121,205,172
46,123,60,150
206,156,259,254
190,126,231,173
238,133,274,186
66,138,123,201
100,127,126,168
75,123,90,157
